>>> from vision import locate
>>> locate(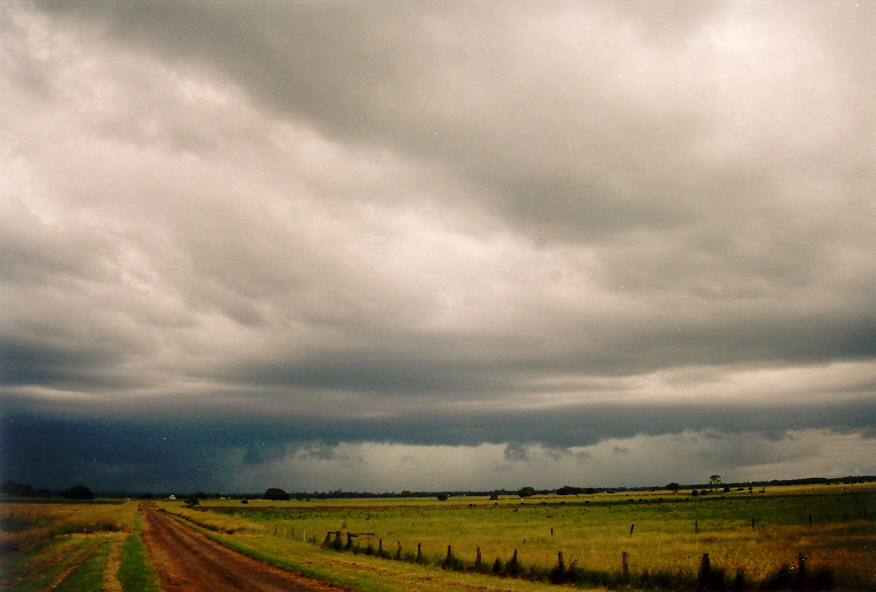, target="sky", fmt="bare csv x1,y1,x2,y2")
1,1,874,494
